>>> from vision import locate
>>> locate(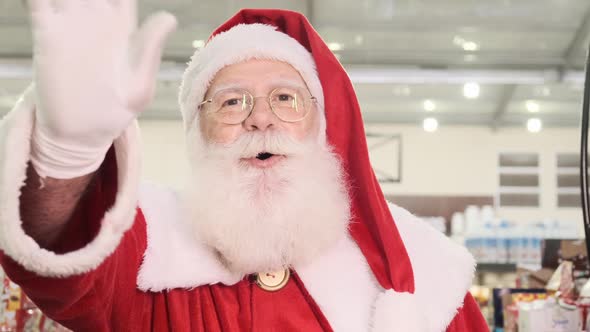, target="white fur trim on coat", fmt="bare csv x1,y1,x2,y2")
372,291,427,331
0,84,141,278
295,234,381,331
178,23,326,138
137,185,476,332
136,183,242,291
370,204,477,332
